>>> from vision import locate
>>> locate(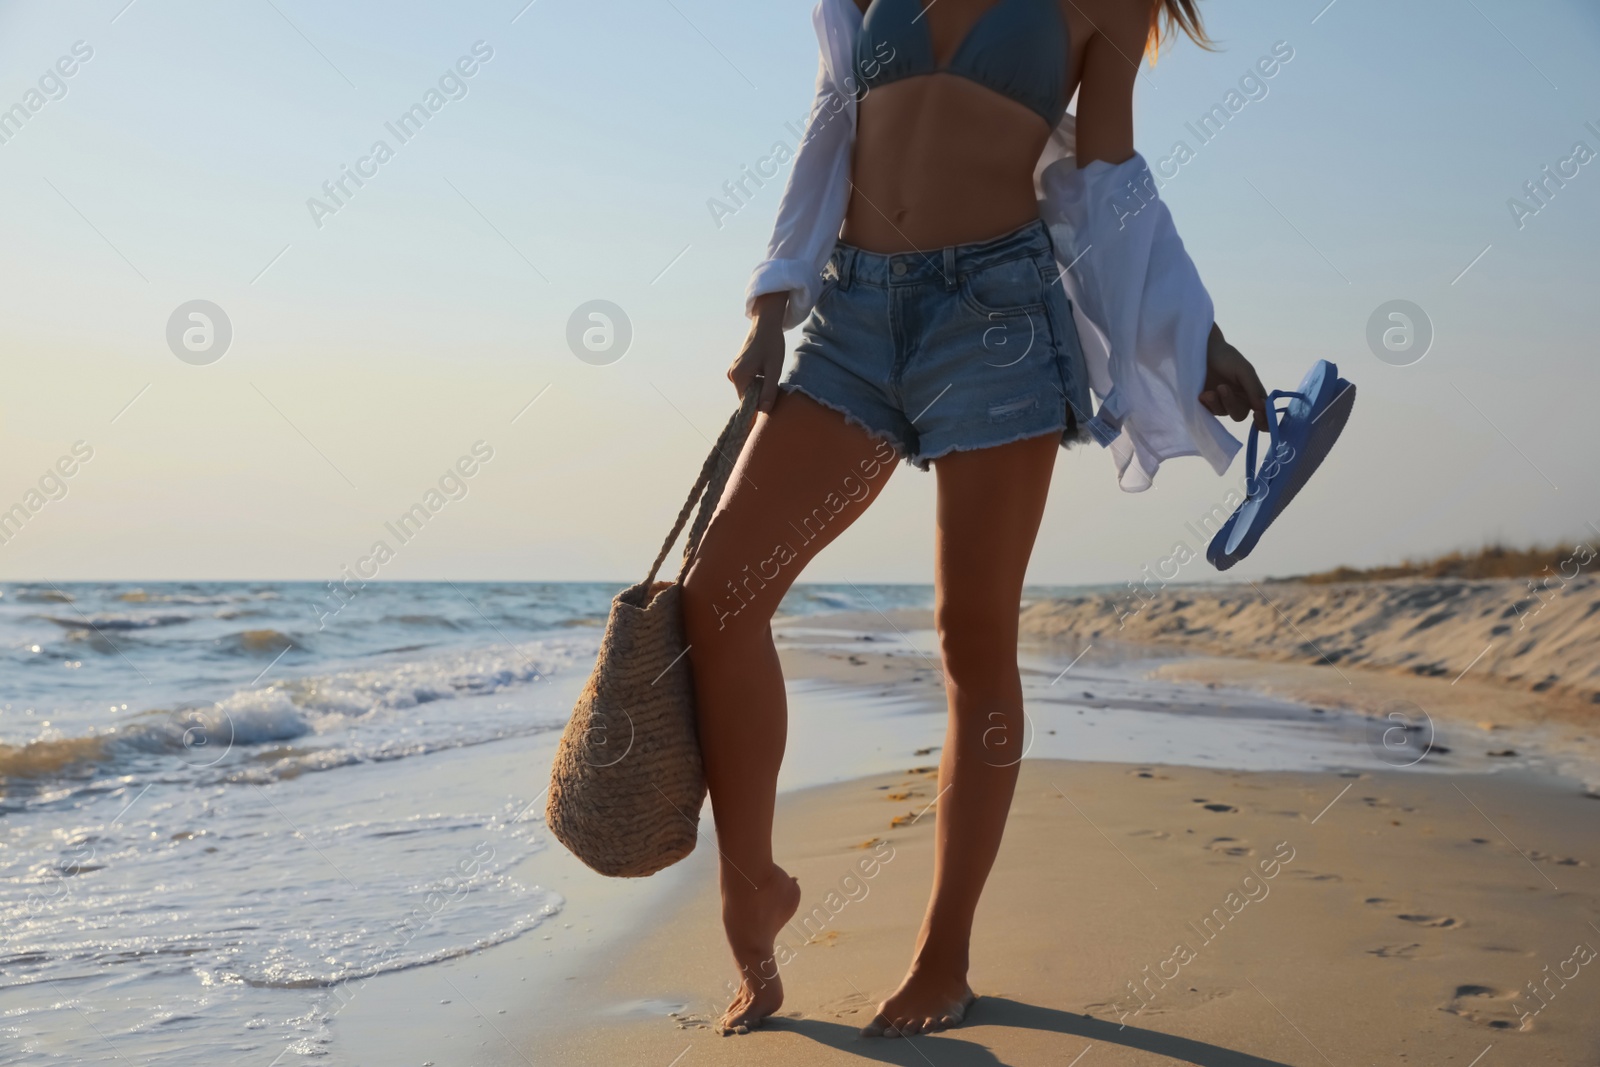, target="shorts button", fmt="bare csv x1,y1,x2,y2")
891,262,907,276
